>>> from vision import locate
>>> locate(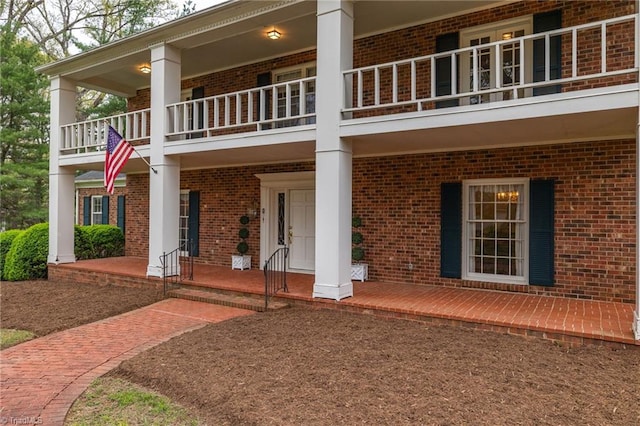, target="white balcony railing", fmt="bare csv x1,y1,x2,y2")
343,14,637,116
165,77,316,139
59,109,150,154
